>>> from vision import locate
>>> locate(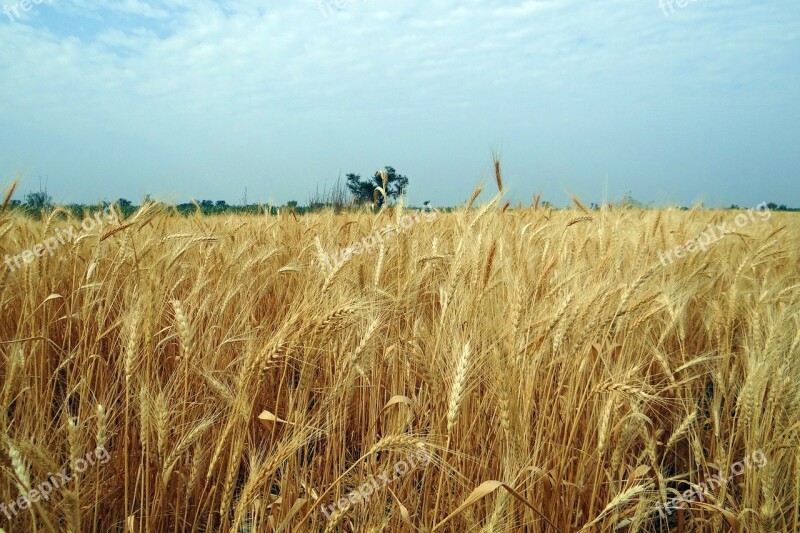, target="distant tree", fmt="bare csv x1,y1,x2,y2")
730,204,740,210
767,202,778,210
620,192,645,209
779,204,787,211
286,201,298,209
346,166,409,207
118,198,132,209
216,200,228,208
200,200,214,208
25,190,52,209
